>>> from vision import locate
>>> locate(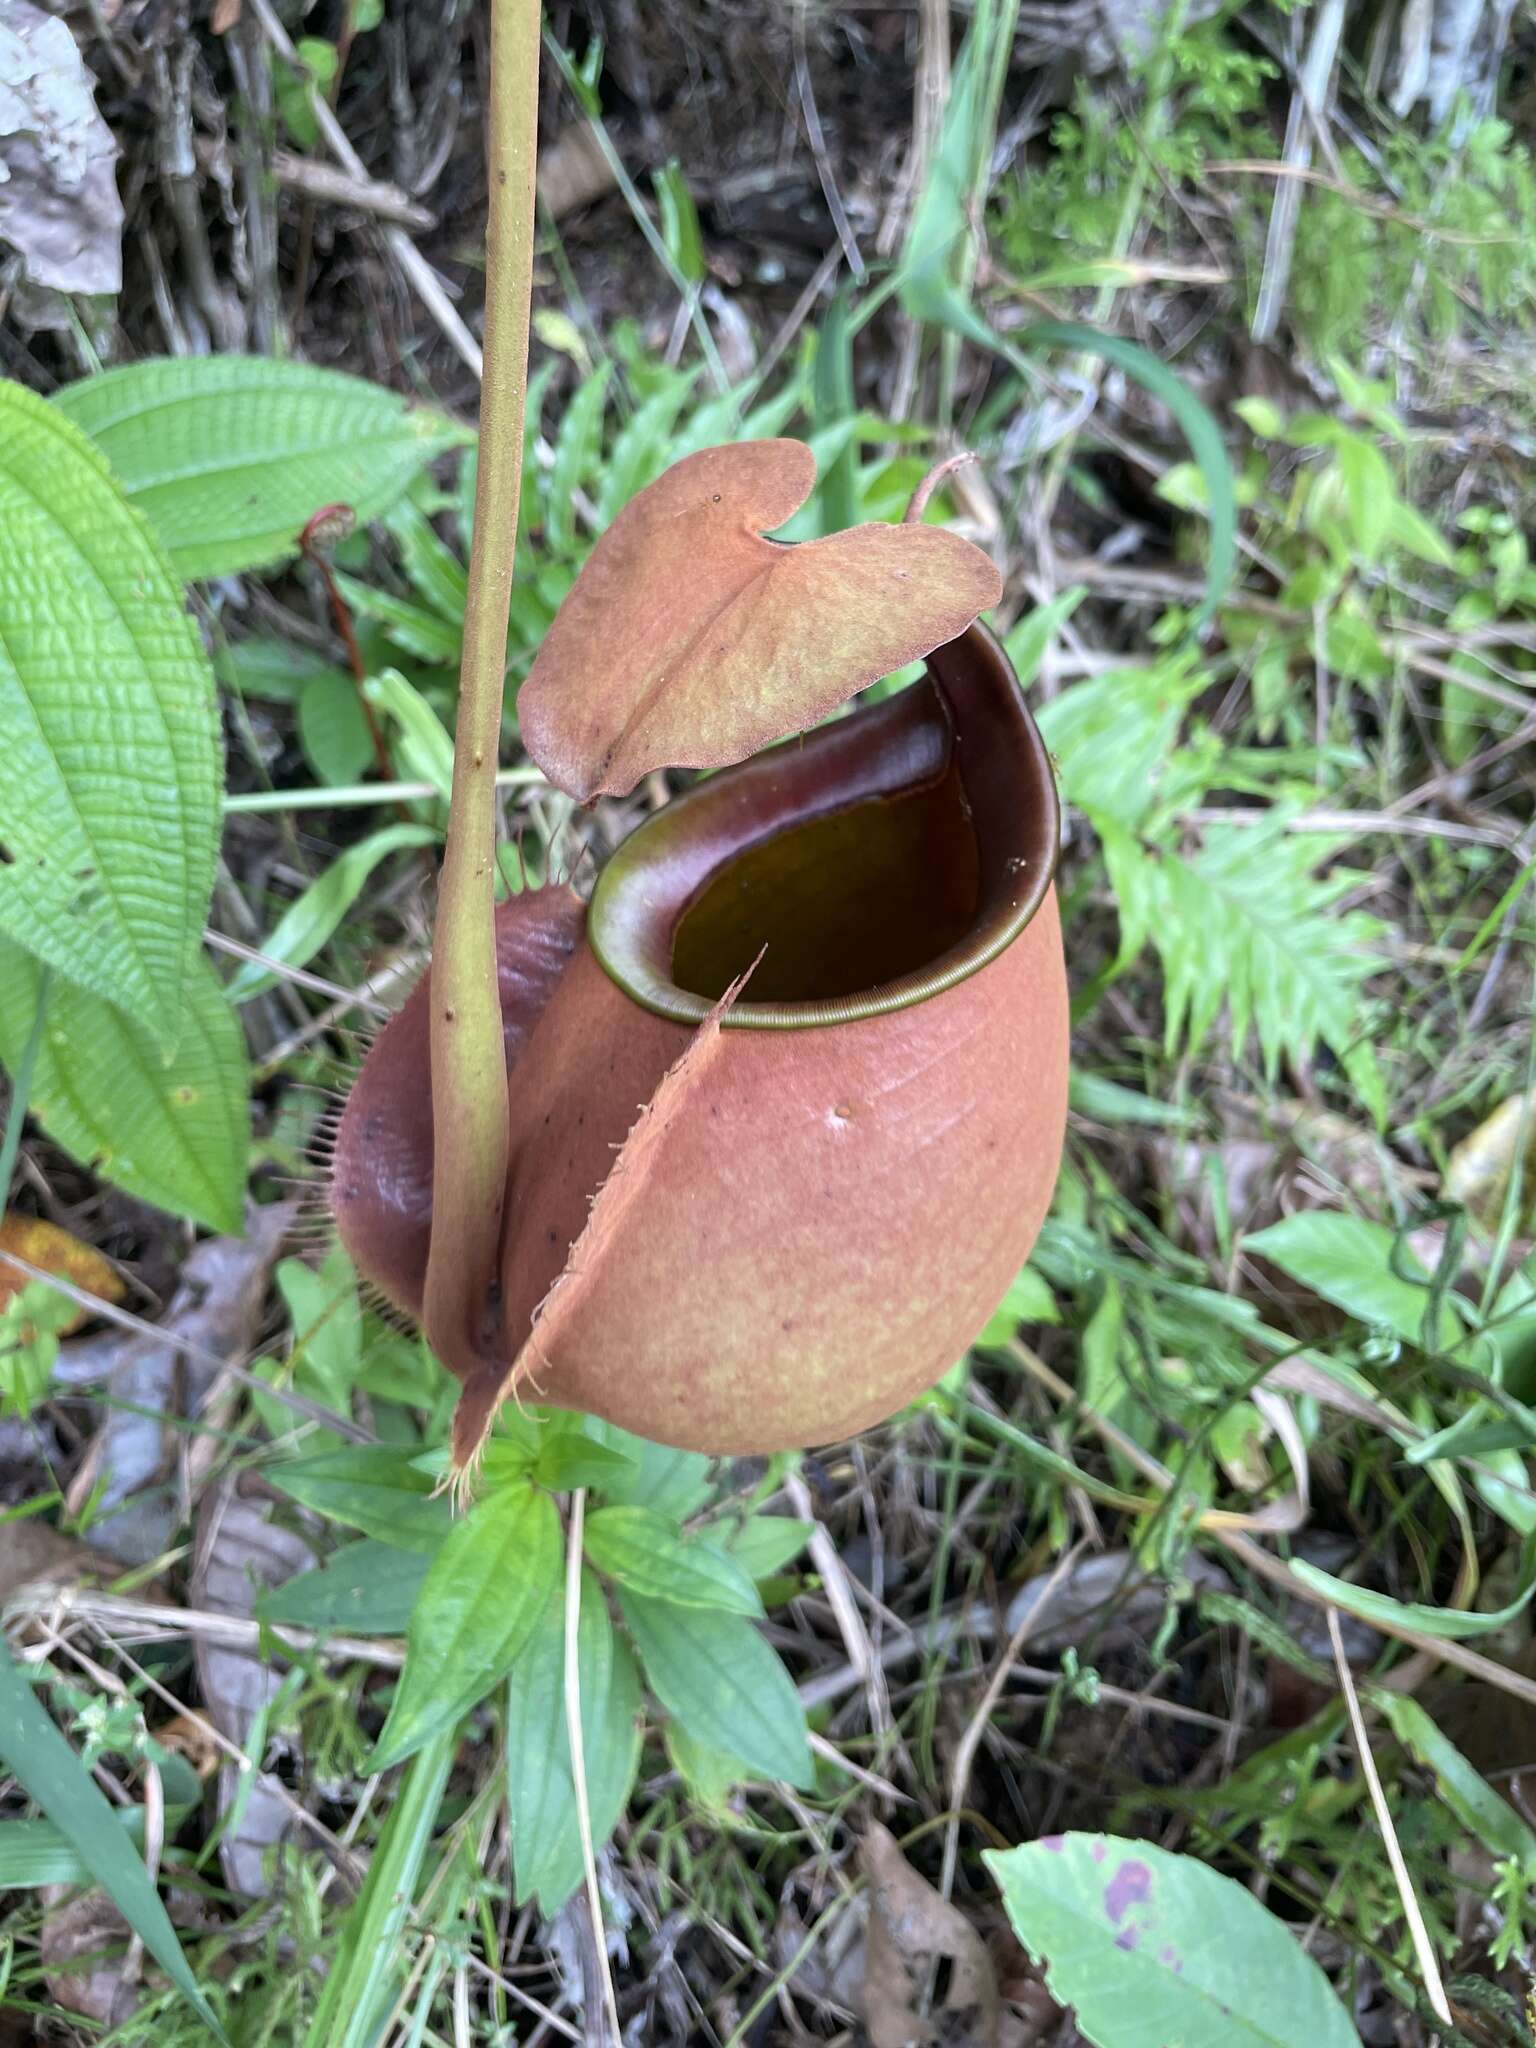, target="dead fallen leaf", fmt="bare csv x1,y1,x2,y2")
40,1891,138,2027
0,0,123,294
76,1205,291,1564
517,439,1003,801
773,1888,869,2019
1446,1091,1536,1232
860,1821,999,2048
0,1212,123,1334
193,1474,317,1897
153,1710,224,1781
0,1516,127,1606
537,123,617,219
